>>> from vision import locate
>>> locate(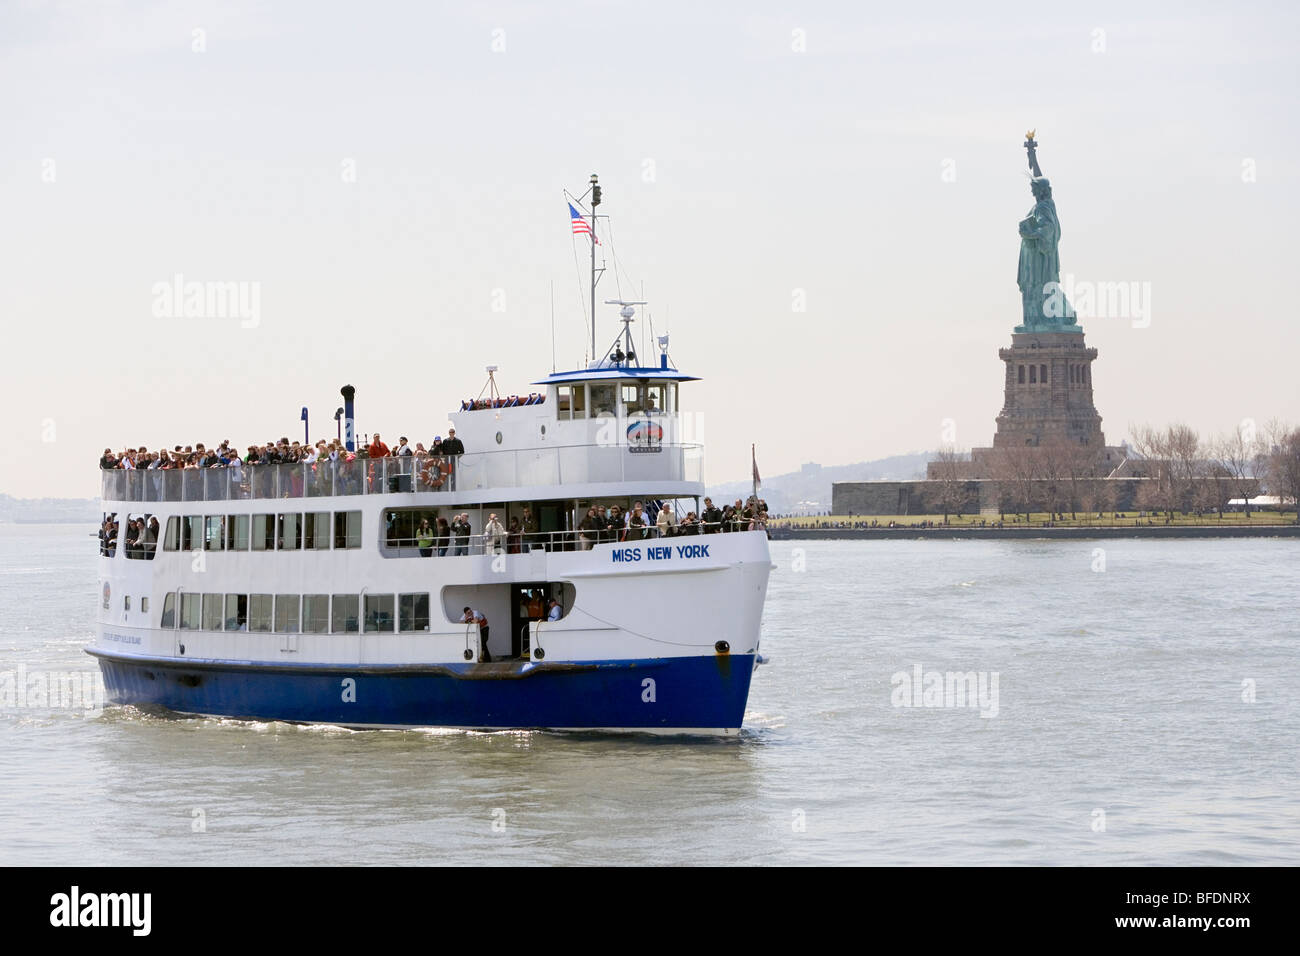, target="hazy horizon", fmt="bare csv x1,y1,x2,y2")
3,1,1297,498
